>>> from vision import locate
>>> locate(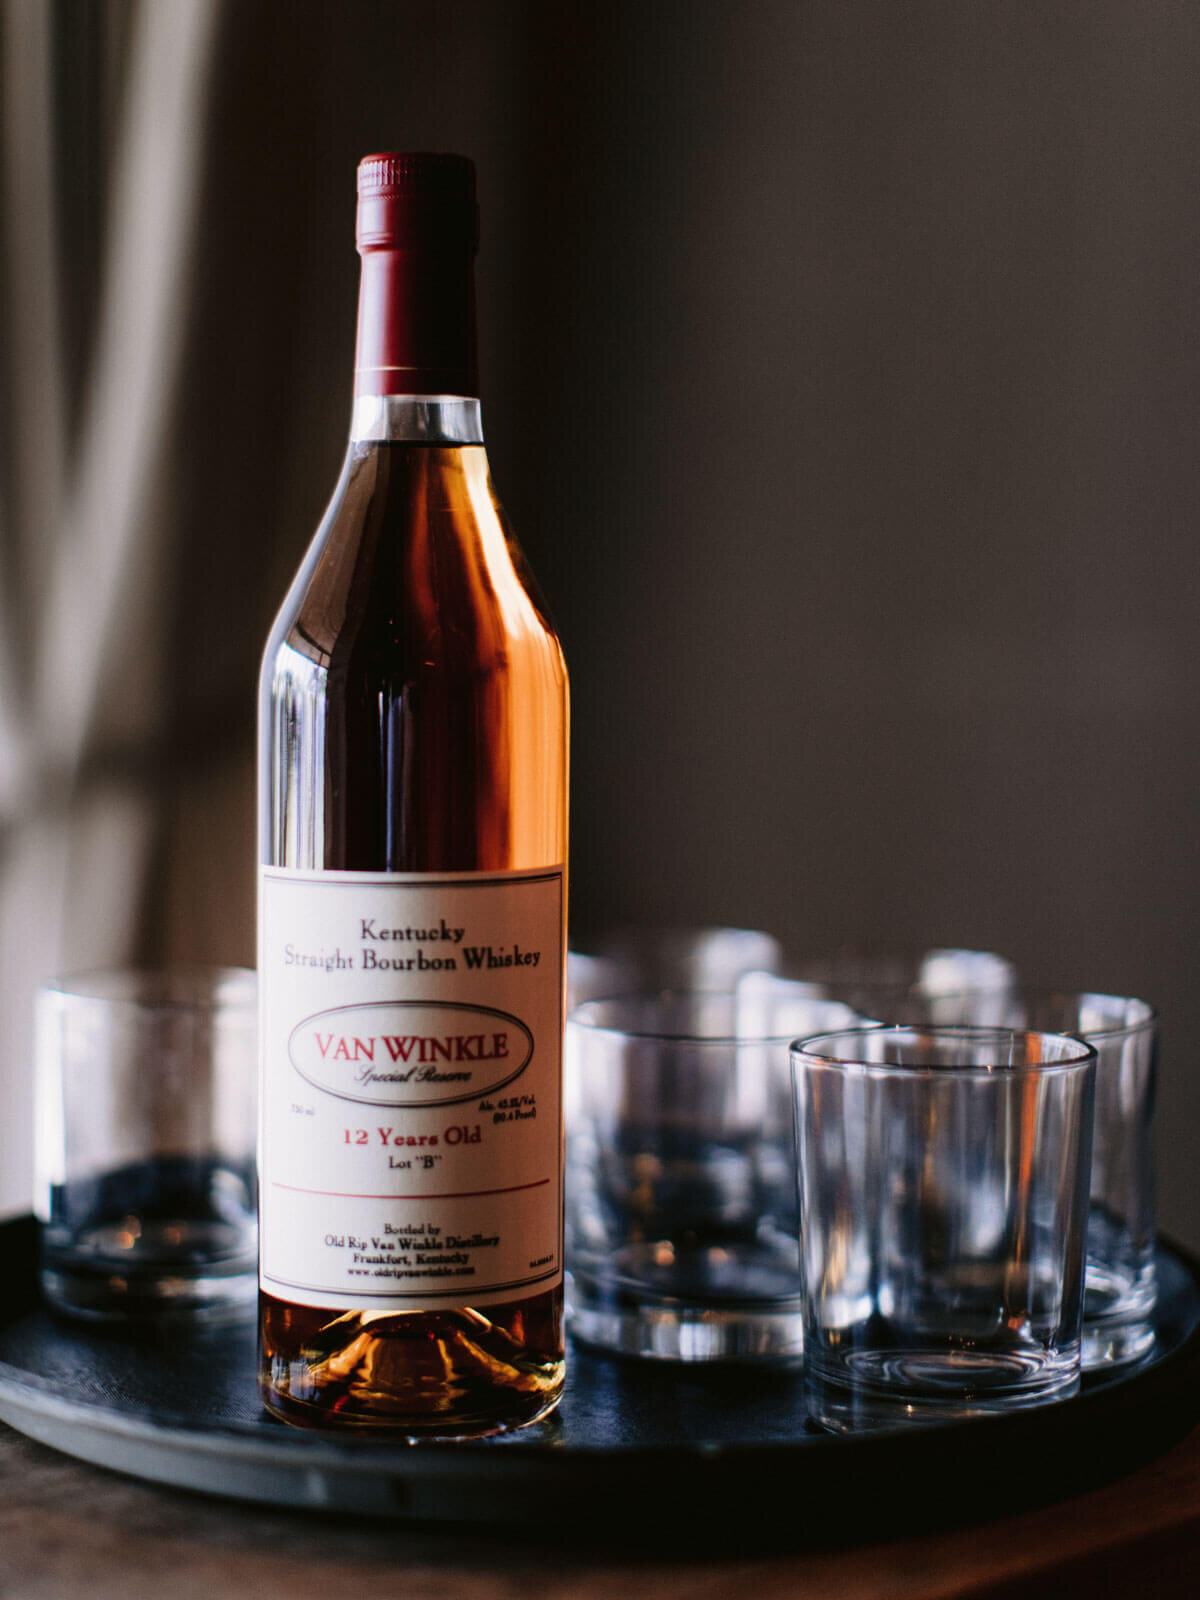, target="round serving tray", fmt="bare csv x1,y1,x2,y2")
1,1214,1198,1545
